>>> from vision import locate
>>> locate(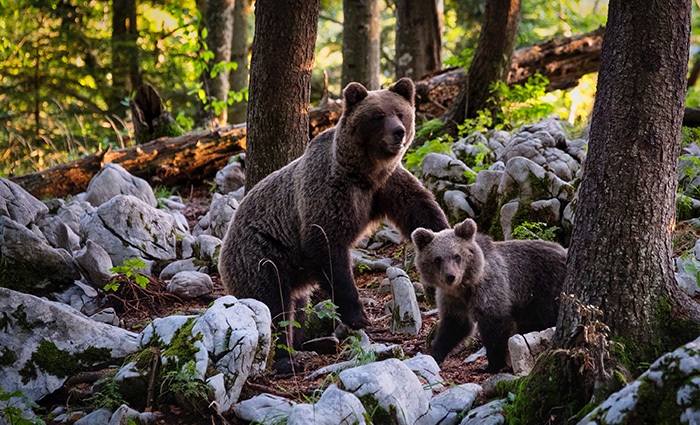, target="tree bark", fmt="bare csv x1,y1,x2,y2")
111,0,141,114
394,0,443,80
228,0,251,124
442,0,521,129
415,27,604,118
246,0,320,190
341,0,380,90
197,0,235,127
10,125,246,200
555,0,700,360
